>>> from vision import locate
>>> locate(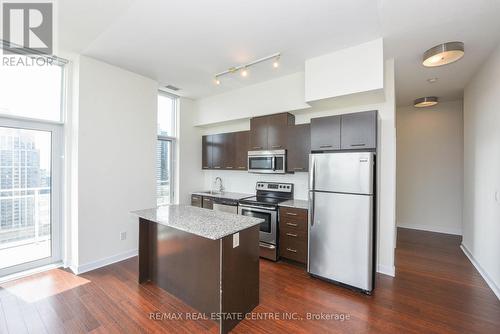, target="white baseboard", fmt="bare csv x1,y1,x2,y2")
75,249,138,275
460,244,500,301
377,264,395,277
397,222,462,236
